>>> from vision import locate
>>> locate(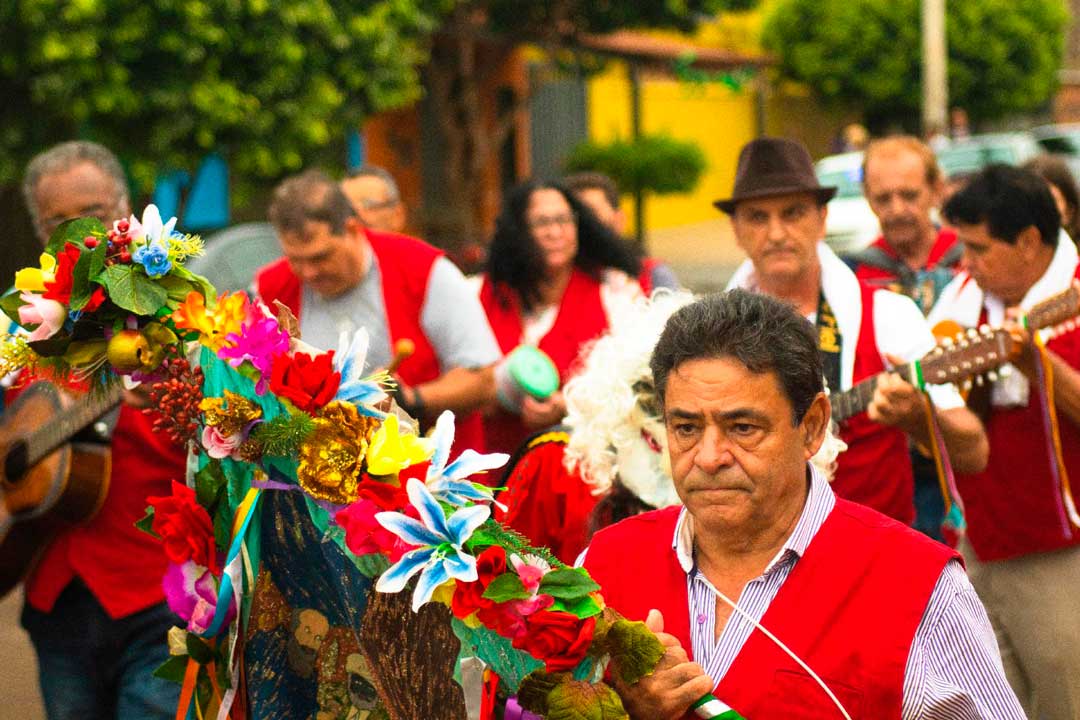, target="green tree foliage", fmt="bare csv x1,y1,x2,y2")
0,0,450,188
565,135,706,197
761,0,1069,128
